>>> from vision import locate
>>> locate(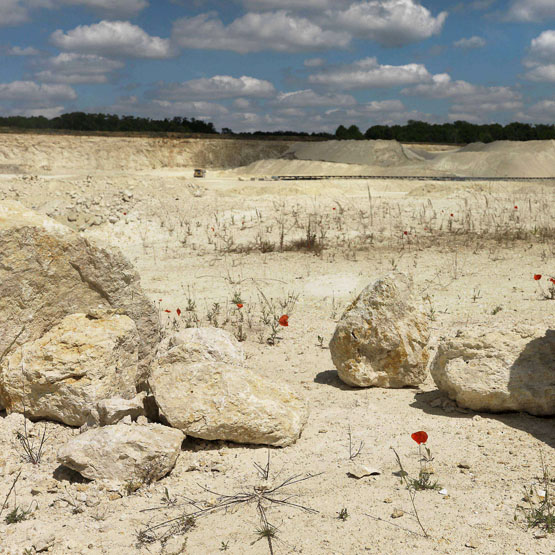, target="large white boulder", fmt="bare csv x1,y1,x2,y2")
57,423,184,485
0,312,139,426
0,201,159,394
149,345,308,446
431,326,554,416
329,273,430,387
